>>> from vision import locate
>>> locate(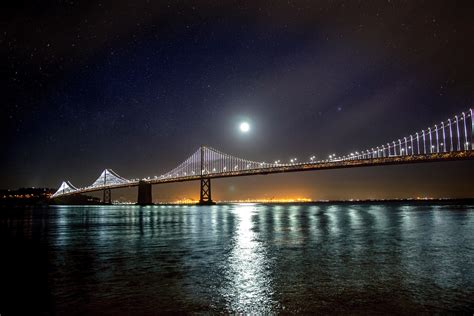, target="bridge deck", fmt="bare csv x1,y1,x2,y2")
55,151,474,197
